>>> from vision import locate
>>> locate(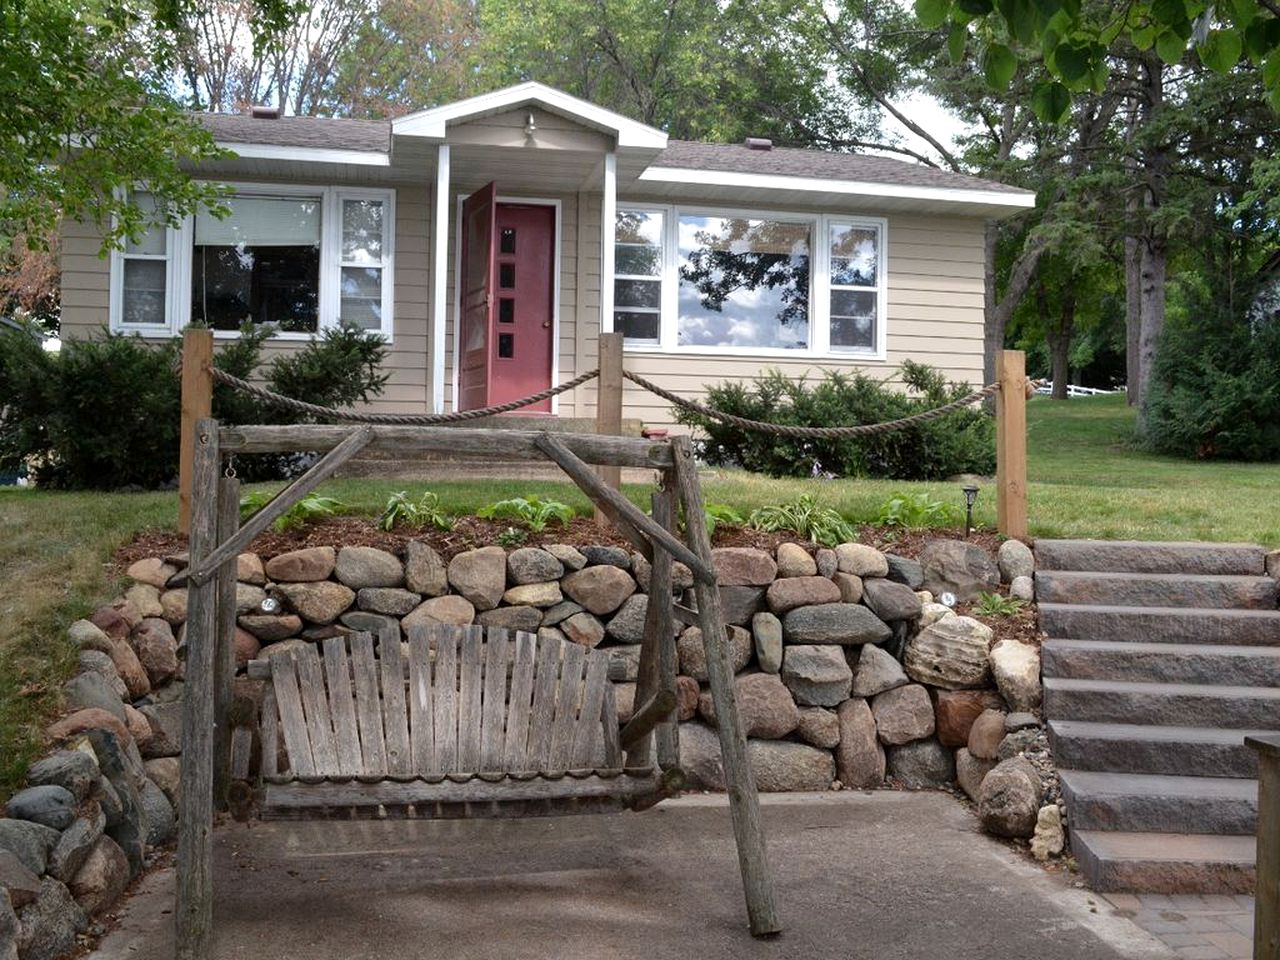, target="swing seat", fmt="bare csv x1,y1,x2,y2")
240,623,667,820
